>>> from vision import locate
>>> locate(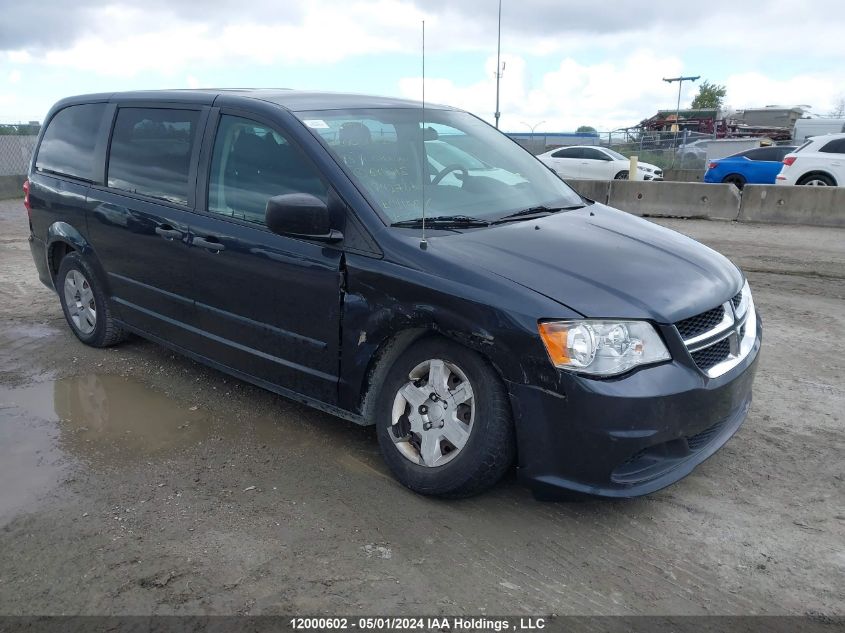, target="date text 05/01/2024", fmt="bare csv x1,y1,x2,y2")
289,617,548,631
